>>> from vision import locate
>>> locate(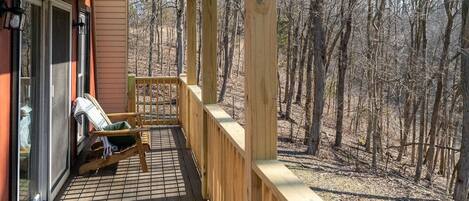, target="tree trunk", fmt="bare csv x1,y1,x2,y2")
147,0,157,76
411,105,417,165
414,0,429,182
398,98,420,161
286,12,302,119
335,0,355,147
454,1,469,199
352,79,363,137
415,95,426,182
303,37,314,145
134,14,139,75
197,6,202,84
295,20,310,104
307,0,326,156
284,1,293,104
218,0,232,102
303,5,315,145
159,0,164,74
176,0,185,75
364,0,373,153
370,0,386,169
425,0,454,182
227,0,239,77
